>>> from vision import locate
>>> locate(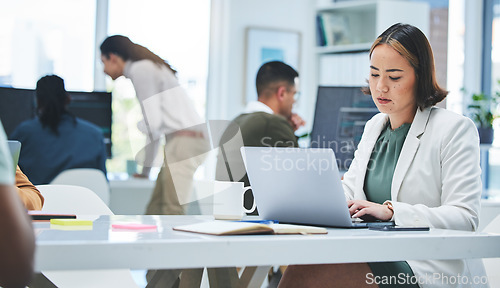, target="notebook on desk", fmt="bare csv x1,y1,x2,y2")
241,147,394,228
